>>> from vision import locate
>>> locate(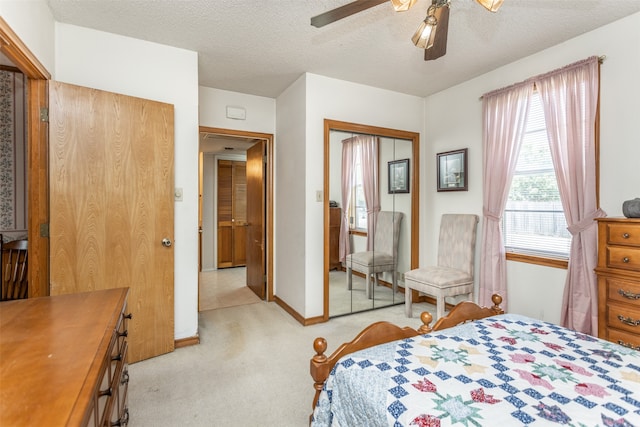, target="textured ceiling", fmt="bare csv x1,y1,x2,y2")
46,0,640,99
